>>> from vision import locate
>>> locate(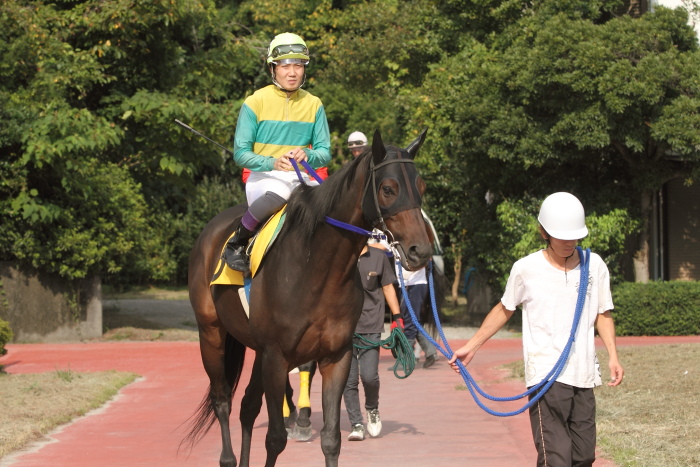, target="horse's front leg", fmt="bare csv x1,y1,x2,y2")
261,350,290,467
318,350,353,467
239,353,265,467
